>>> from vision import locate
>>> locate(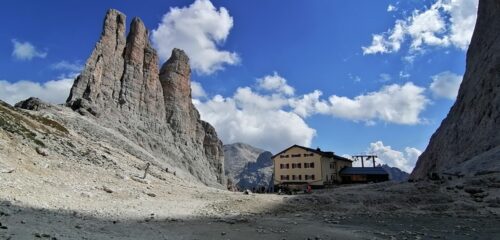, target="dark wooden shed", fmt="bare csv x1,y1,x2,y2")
339,167,389,183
